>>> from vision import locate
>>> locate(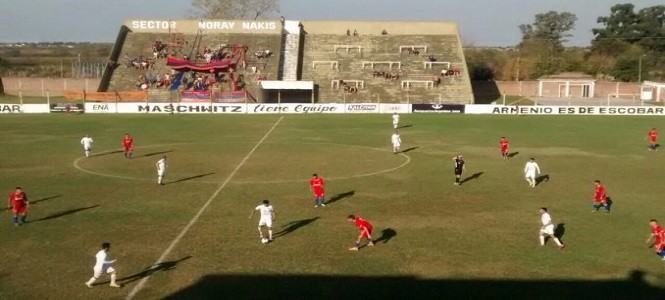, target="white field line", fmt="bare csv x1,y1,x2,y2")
74,142,411,184
125,116,283,300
